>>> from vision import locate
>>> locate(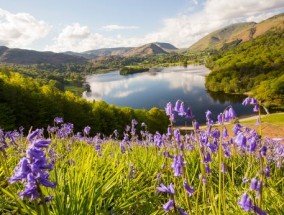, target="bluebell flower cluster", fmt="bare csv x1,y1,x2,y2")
9,129,56,201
